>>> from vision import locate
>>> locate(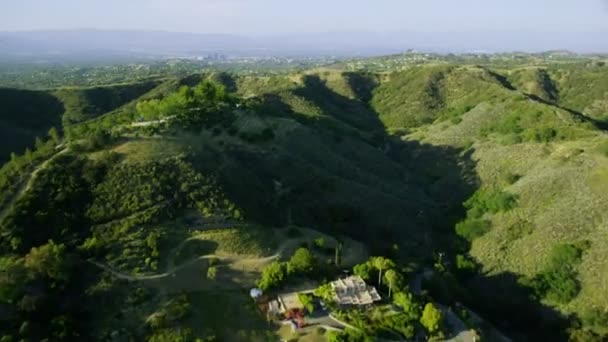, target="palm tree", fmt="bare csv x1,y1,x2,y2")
371,257,395,287
383,269,403,298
